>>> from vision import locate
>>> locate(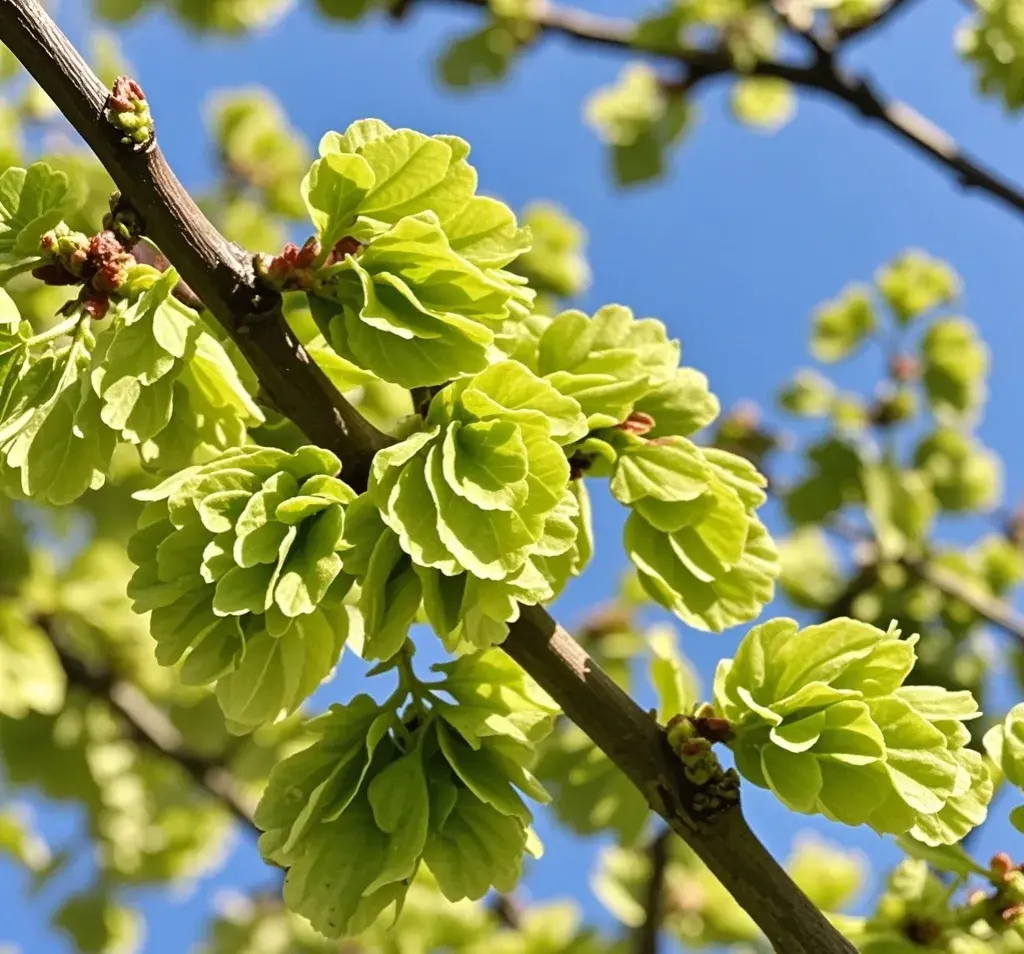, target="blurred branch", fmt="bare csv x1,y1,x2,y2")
0,4,857,950
427,0,1024,219
637,829,672,954
907,557,1024,646
825,519,1024,648
40,617,259,831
